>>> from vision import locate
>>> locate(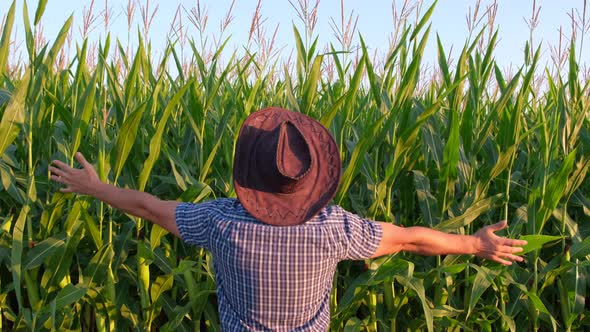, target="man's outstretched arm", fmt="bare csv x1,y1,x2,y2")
50,152,180,237
372,221,527,266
